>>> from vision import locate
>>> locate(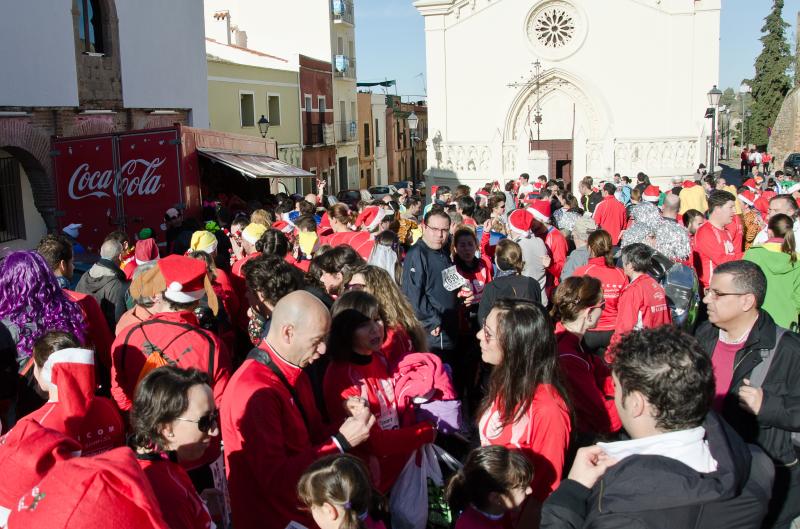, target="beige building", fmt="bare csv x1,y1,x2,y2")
206,38,302,172
331,0,360,191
